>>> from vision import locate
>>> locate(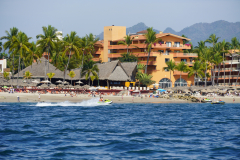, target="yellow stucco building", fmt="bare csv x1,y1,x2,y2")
93,25,197,88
